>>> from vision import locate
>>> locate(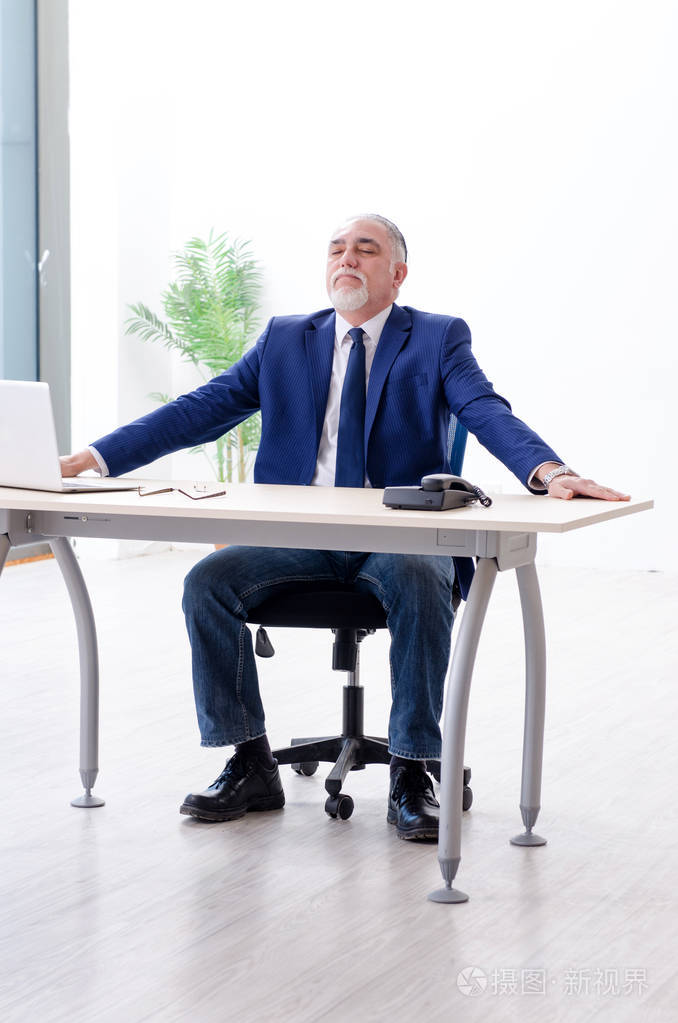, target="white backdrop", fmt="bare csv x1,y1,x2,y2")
68,0,677,569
